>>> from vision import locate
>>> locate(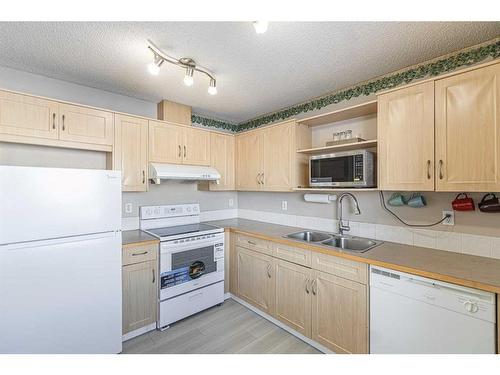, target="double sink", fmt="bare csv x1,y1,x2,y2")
284,230,382,253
